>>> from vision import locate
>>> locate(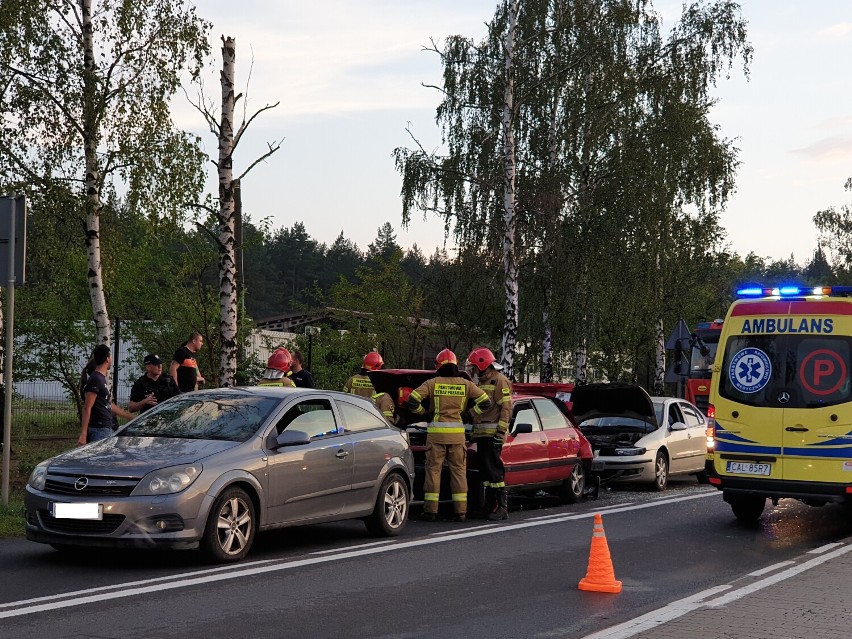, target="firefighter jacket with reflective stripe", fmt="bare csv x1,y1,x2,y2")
372,392,397,424
343,373,375,398
257,377,296,388
471,370,512,439
407,376,491,443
